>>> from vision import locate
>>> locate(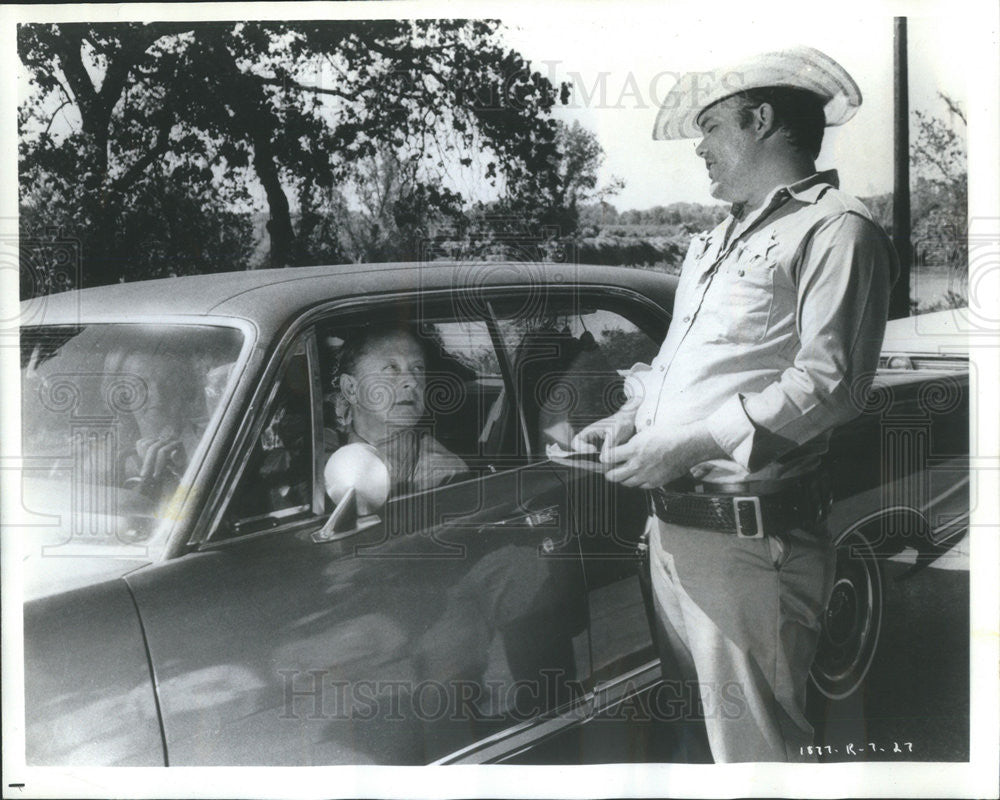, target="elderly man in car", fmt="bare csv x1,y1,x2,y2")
326,323,467,498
